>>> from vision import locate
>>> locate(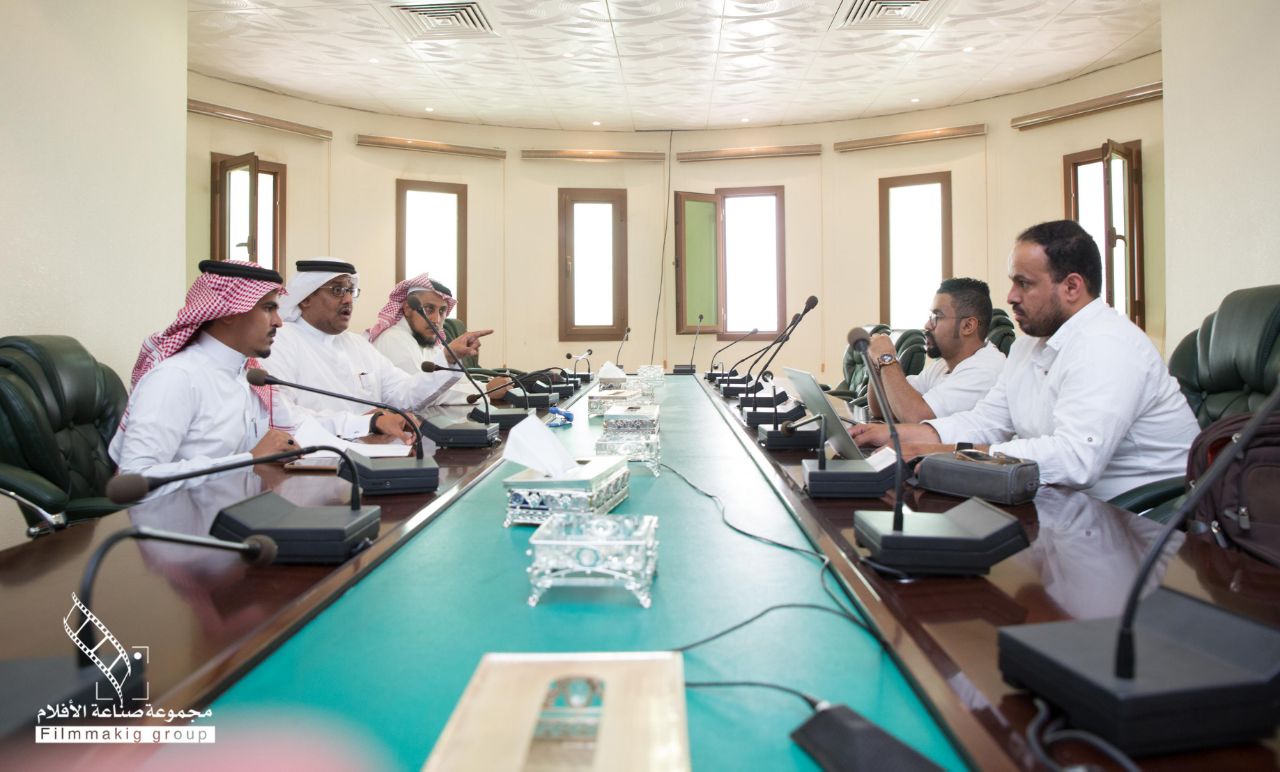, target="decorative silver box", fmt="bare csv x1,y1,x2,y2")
527,513,659,608
588,389,640,417
603,404,660,434
503,456,630,527
595,431,660,467
597,375,629,391
634,365,665,394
